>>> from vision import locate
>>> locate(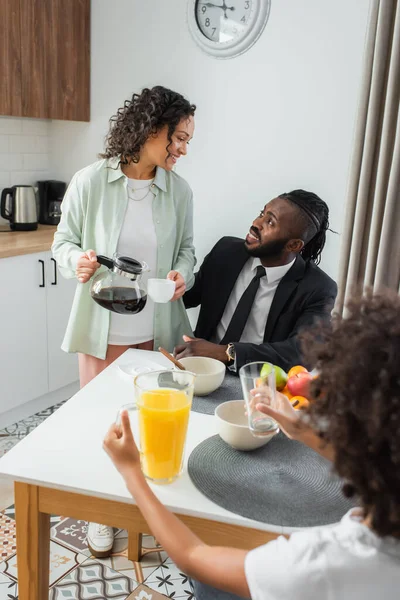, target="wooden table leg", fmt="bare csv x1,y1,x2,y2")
128,531,142,562
14,483,50,600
